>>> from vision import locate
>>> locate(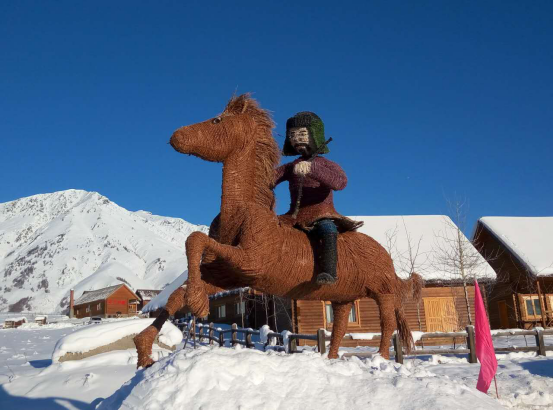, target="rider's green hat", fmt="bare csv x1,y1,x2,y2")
283,112,329,156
